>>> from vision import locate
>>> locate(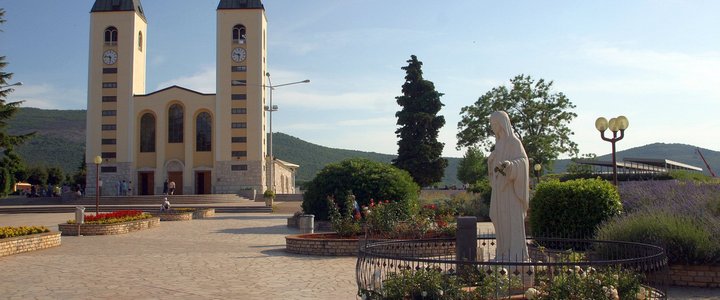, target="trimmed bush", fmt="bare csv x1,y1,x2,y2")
530,178,622,239
302,158,420,221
